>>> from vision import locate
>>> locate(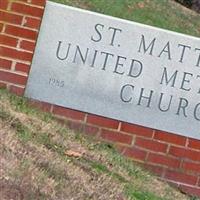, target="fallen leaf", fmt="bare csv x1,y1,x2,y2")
64,150,83,158
138,2,145,8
